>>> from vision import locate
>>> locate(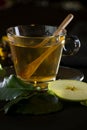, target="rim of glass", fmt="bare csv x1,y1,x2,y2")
7,25,67,38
